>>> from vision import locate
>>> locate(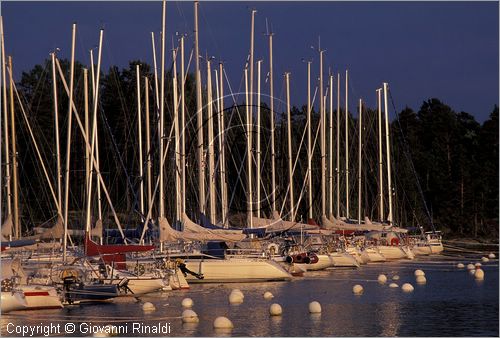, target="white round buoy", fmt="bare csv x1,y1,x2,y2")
488,253,496,259
182,309,199,323
402,283,414,292
467,263,475,270
142,302,156,312
456,263,465,269
269,303,283,316
213,316,233,329
263,291,274,300
414,269,425,277
377,274,387,284
181,298,194,308
229,292,244,304
416,275,427,284
308,301,321,314
392,275,400,281
352,284,364,295
481,257,489,263
389,283,399,288
475,262,482,267
469,269,476,275
474,268,484,280
231,289,244,298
